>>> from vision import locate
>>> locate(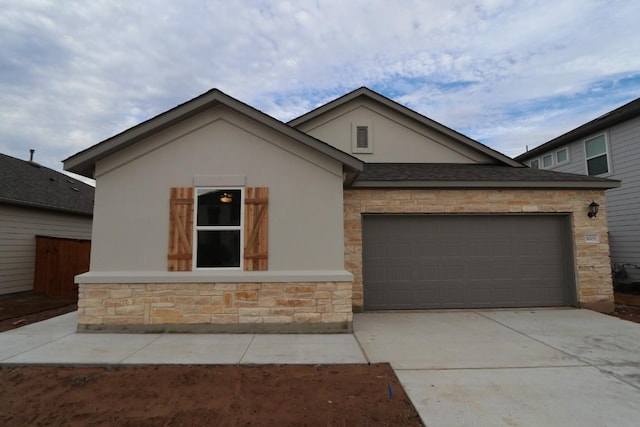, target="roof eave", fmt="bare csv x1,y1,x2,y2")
0,198,93,216
64,89,364,178
289,87,523,168
350,180,621,189
516,99,640,161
